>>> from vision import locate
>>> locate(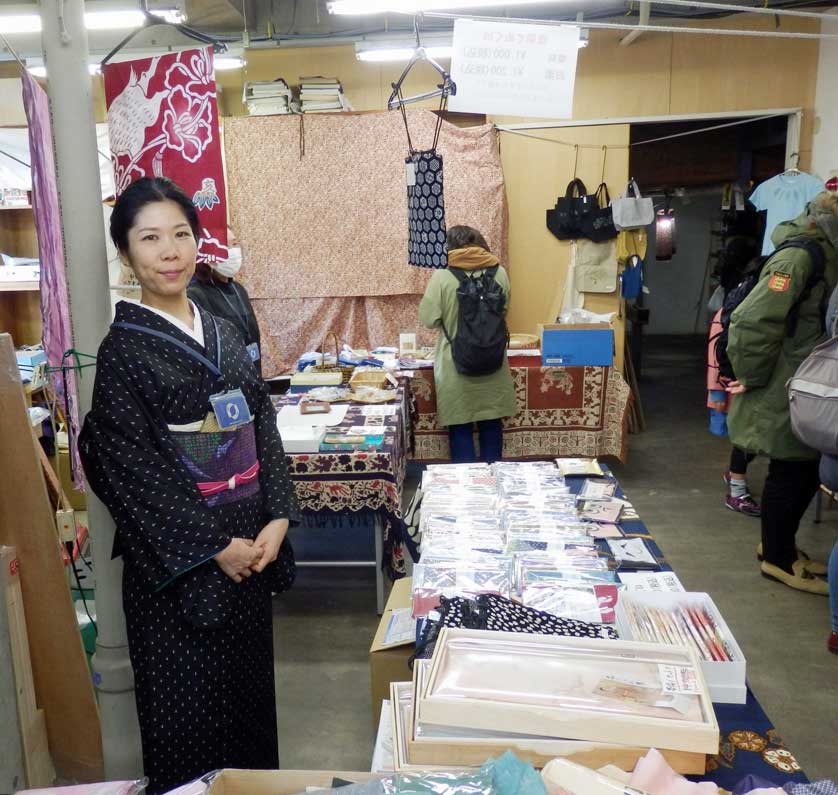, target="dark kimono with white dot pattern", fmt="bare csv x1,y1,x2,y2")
80,301,299,794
